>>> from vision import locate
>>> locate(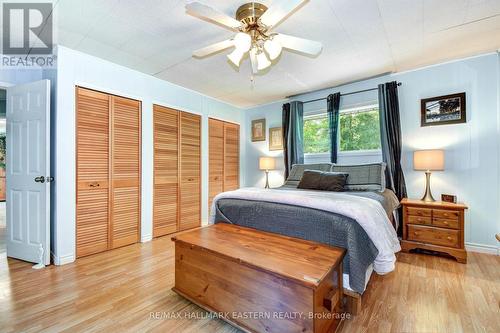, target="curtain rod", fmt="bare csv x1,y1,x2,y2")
301,82,402,104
